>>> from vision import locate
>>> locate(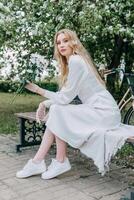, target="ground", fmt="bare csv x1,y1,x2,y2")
0,134,133,200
